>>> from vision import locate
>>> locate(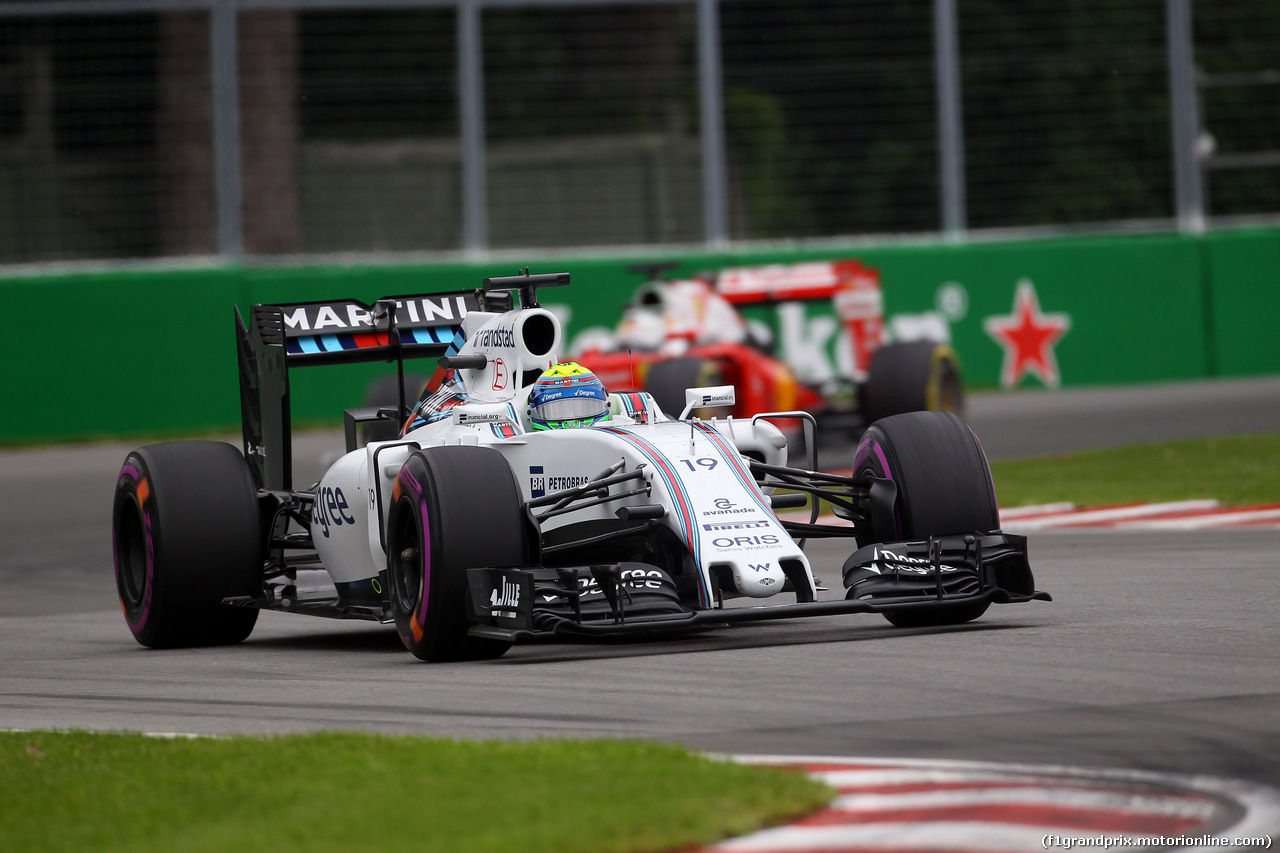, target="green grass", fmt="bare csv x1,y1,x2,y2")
0,731,831,853
990,432,1280,508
